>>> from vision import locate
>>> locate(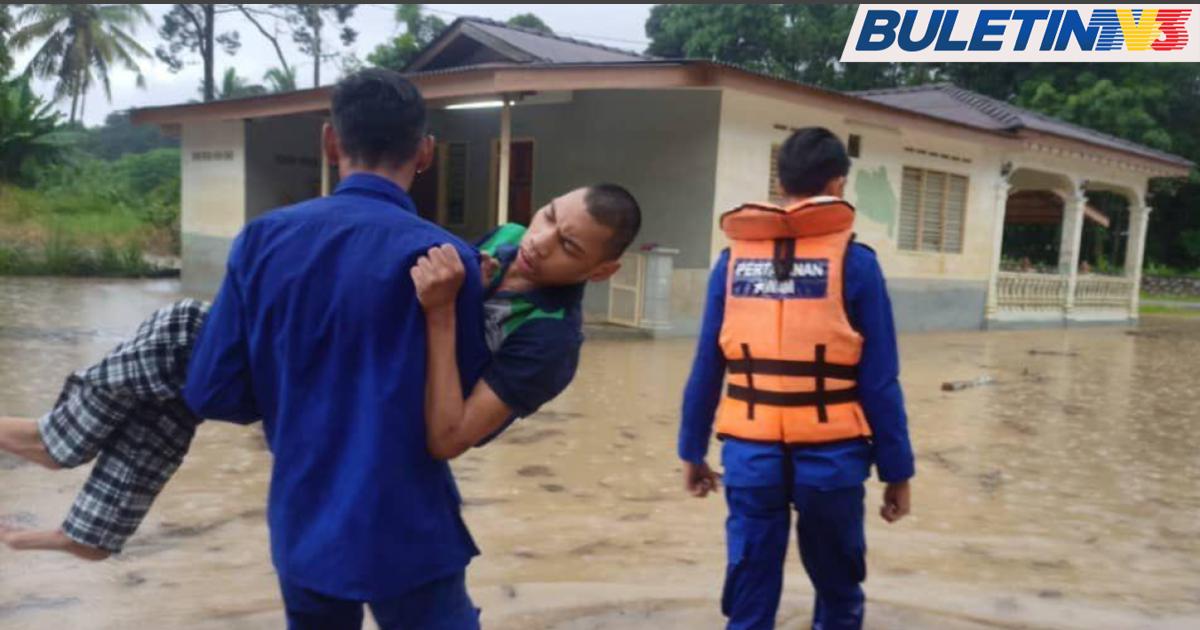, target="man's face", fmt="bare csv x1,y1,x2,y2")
512,188,622,287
